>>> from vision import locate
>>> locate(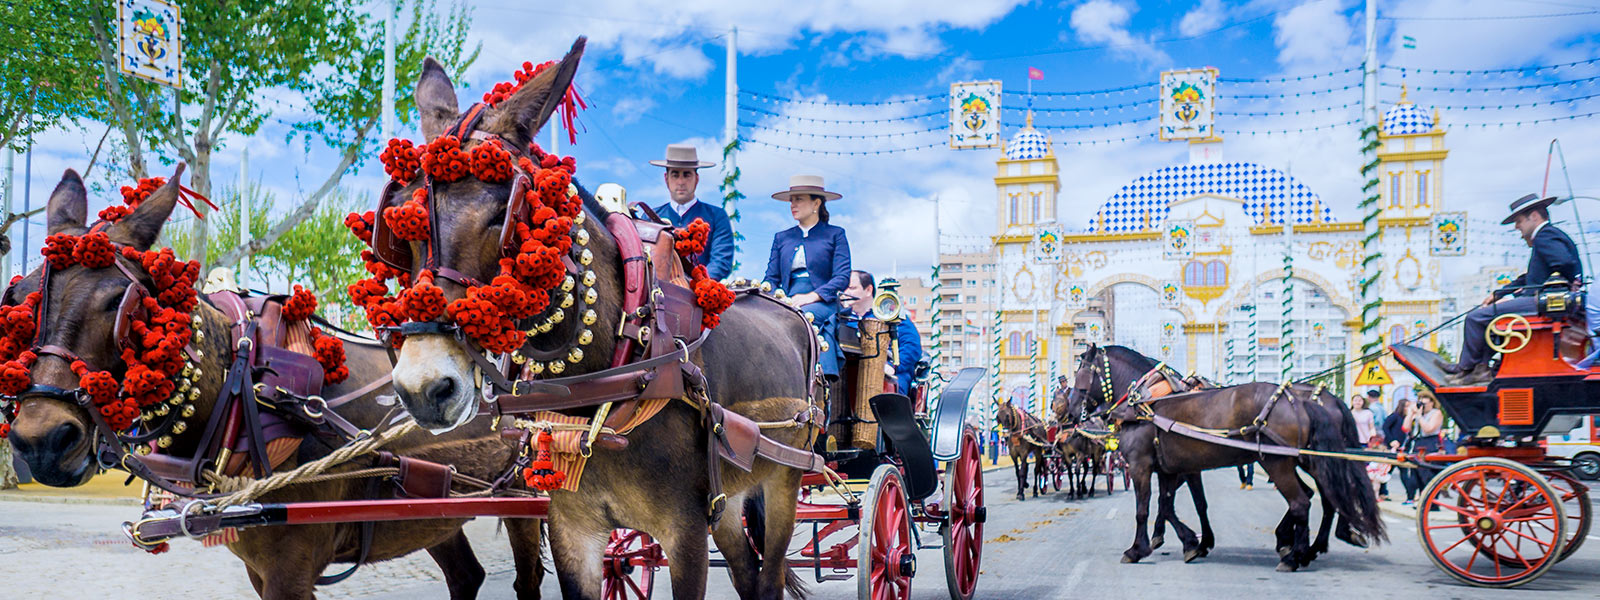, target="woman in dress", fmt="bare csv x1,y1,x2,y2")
763,175,851,376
